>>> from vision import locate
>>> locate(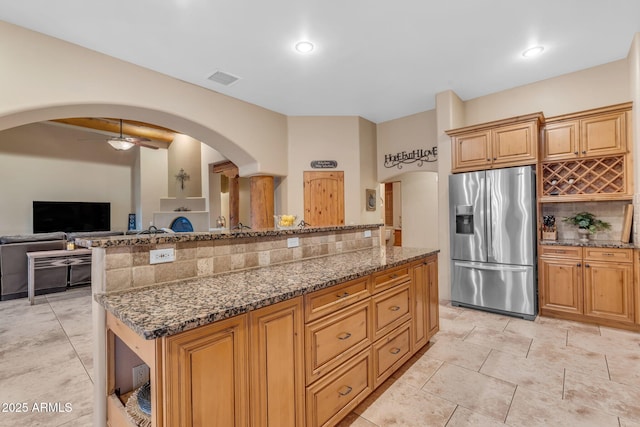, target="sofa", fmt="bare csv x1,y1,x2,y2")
0,230,124,301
